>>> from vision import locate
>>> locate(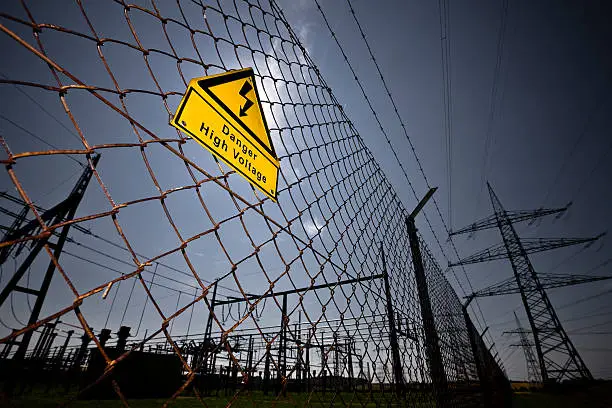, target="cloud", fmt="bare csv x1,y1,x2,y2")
302,216,325,238
253,36,299,159
296,20,314,59
279,0,315,56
